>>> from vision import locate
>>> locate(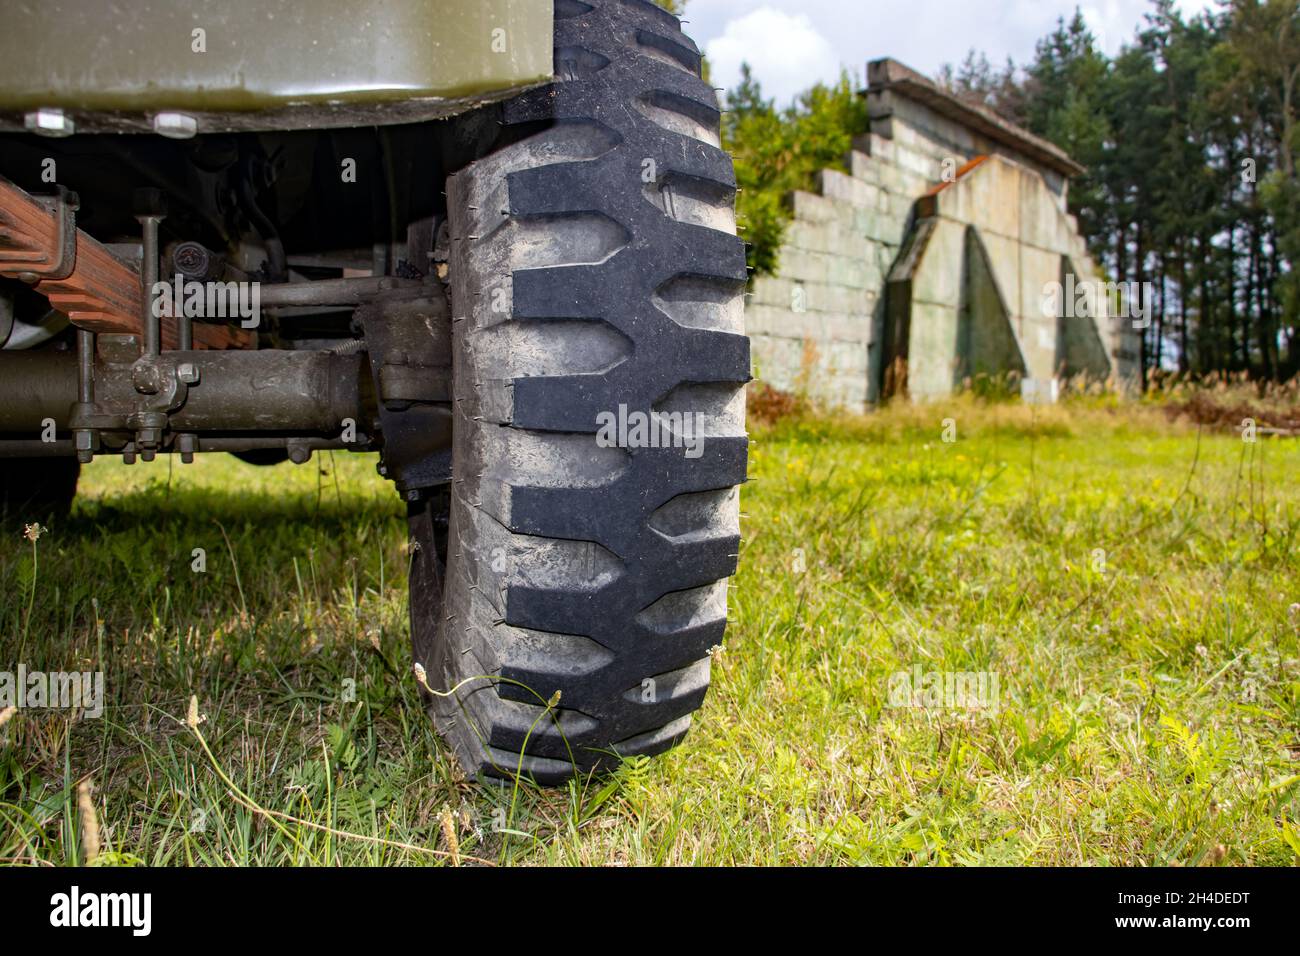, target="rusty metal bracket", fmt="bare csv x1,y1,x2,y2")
24,187,78,281
356,285,453,496
0,175,252,349
0,183,78,282
378,362,452,406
